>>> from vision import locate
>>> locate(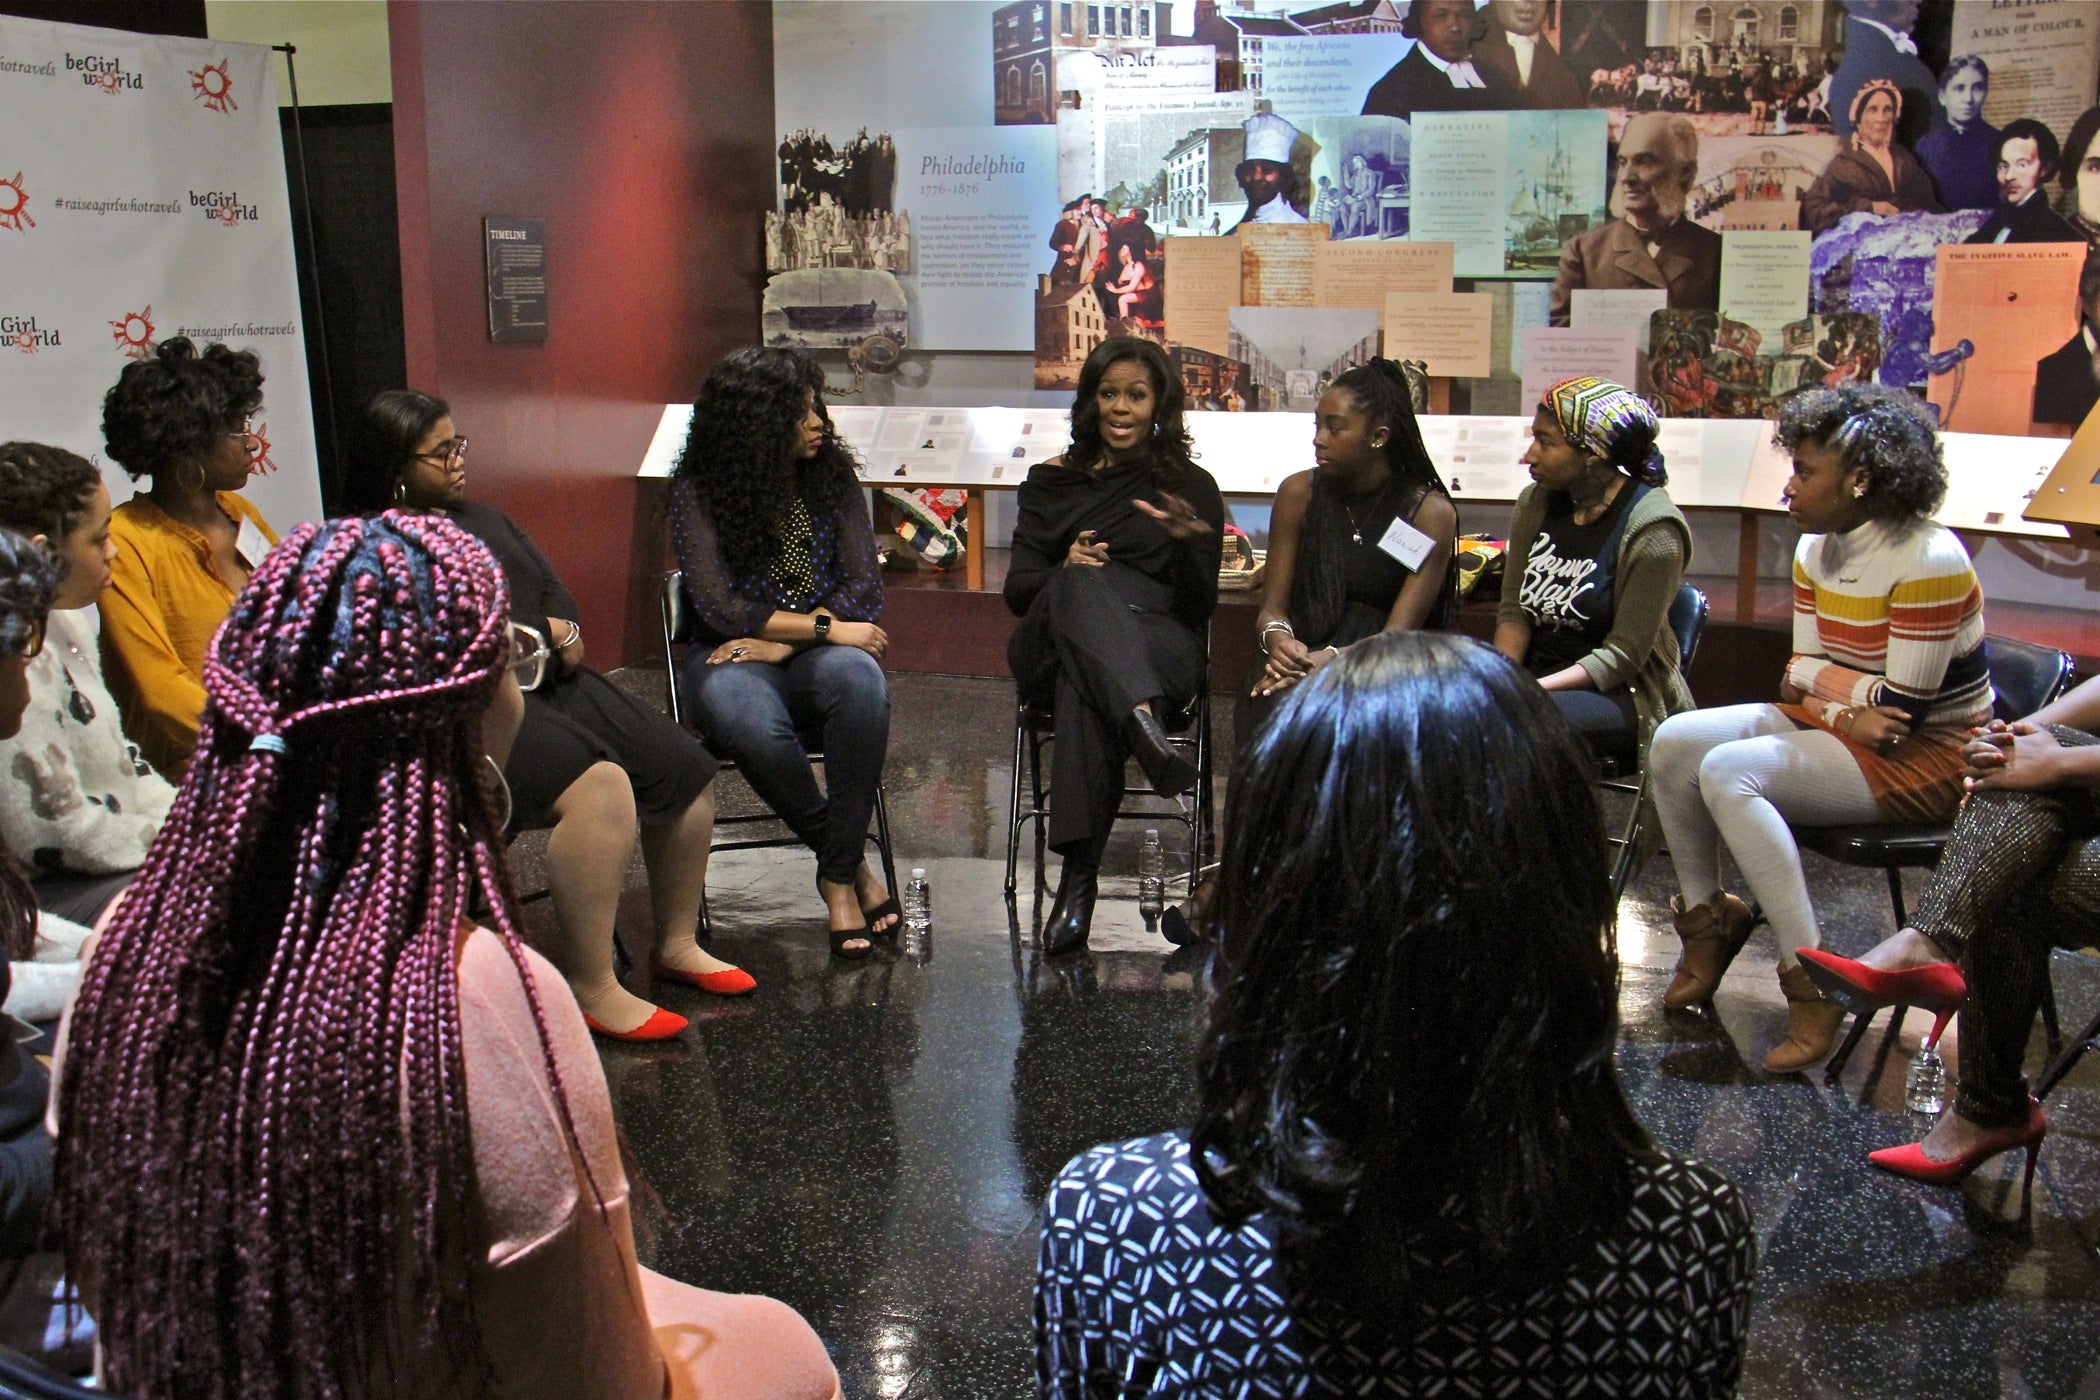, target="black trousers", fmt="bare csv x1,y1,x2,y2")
1915,725,2100,1126
1009,565,1207,866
